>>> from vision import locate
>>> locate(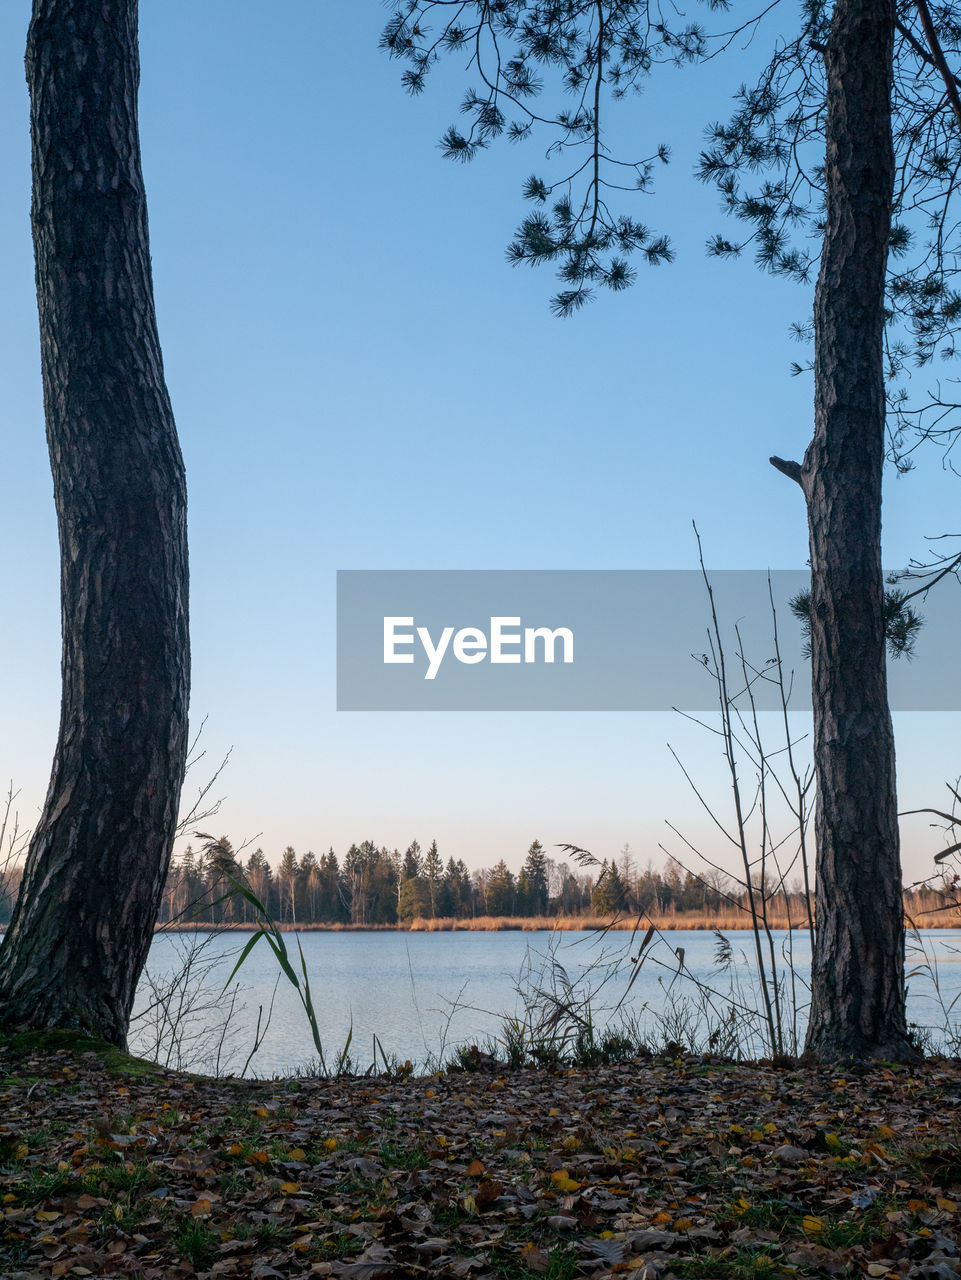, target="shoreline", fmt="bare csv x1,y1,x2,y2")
154,912,959,933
